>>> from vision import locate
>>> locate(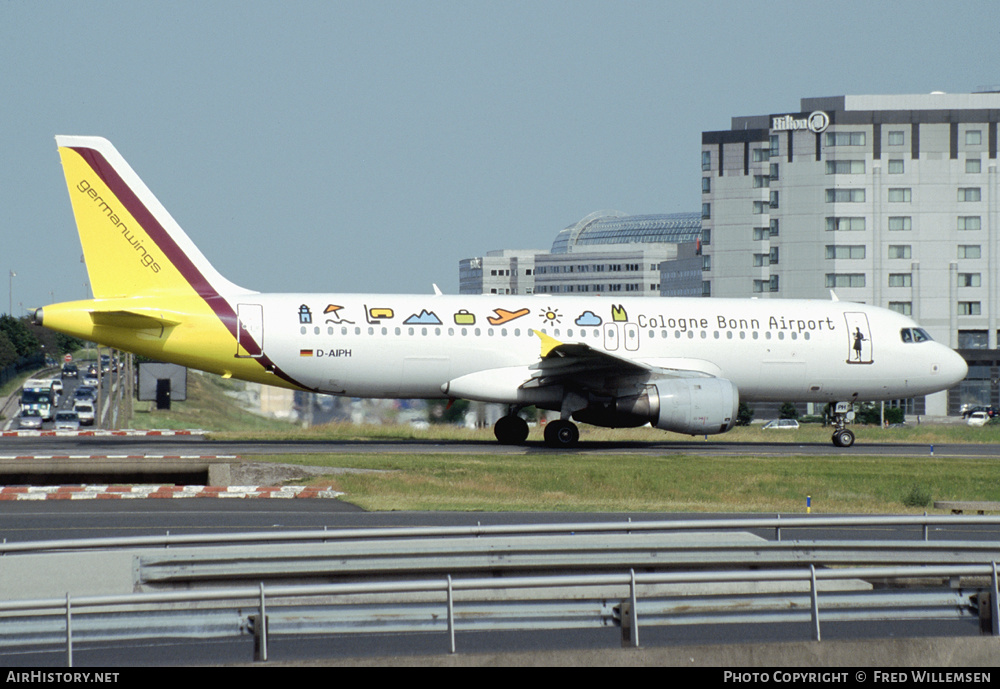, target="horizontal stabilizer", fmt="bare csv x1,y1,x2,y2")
89,310,181,330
